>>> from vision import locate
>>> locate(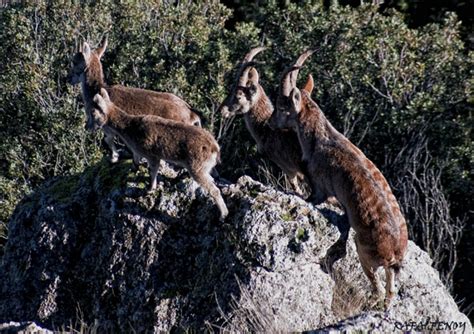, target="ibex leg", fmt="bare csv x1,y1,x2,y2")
104,132,120,164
